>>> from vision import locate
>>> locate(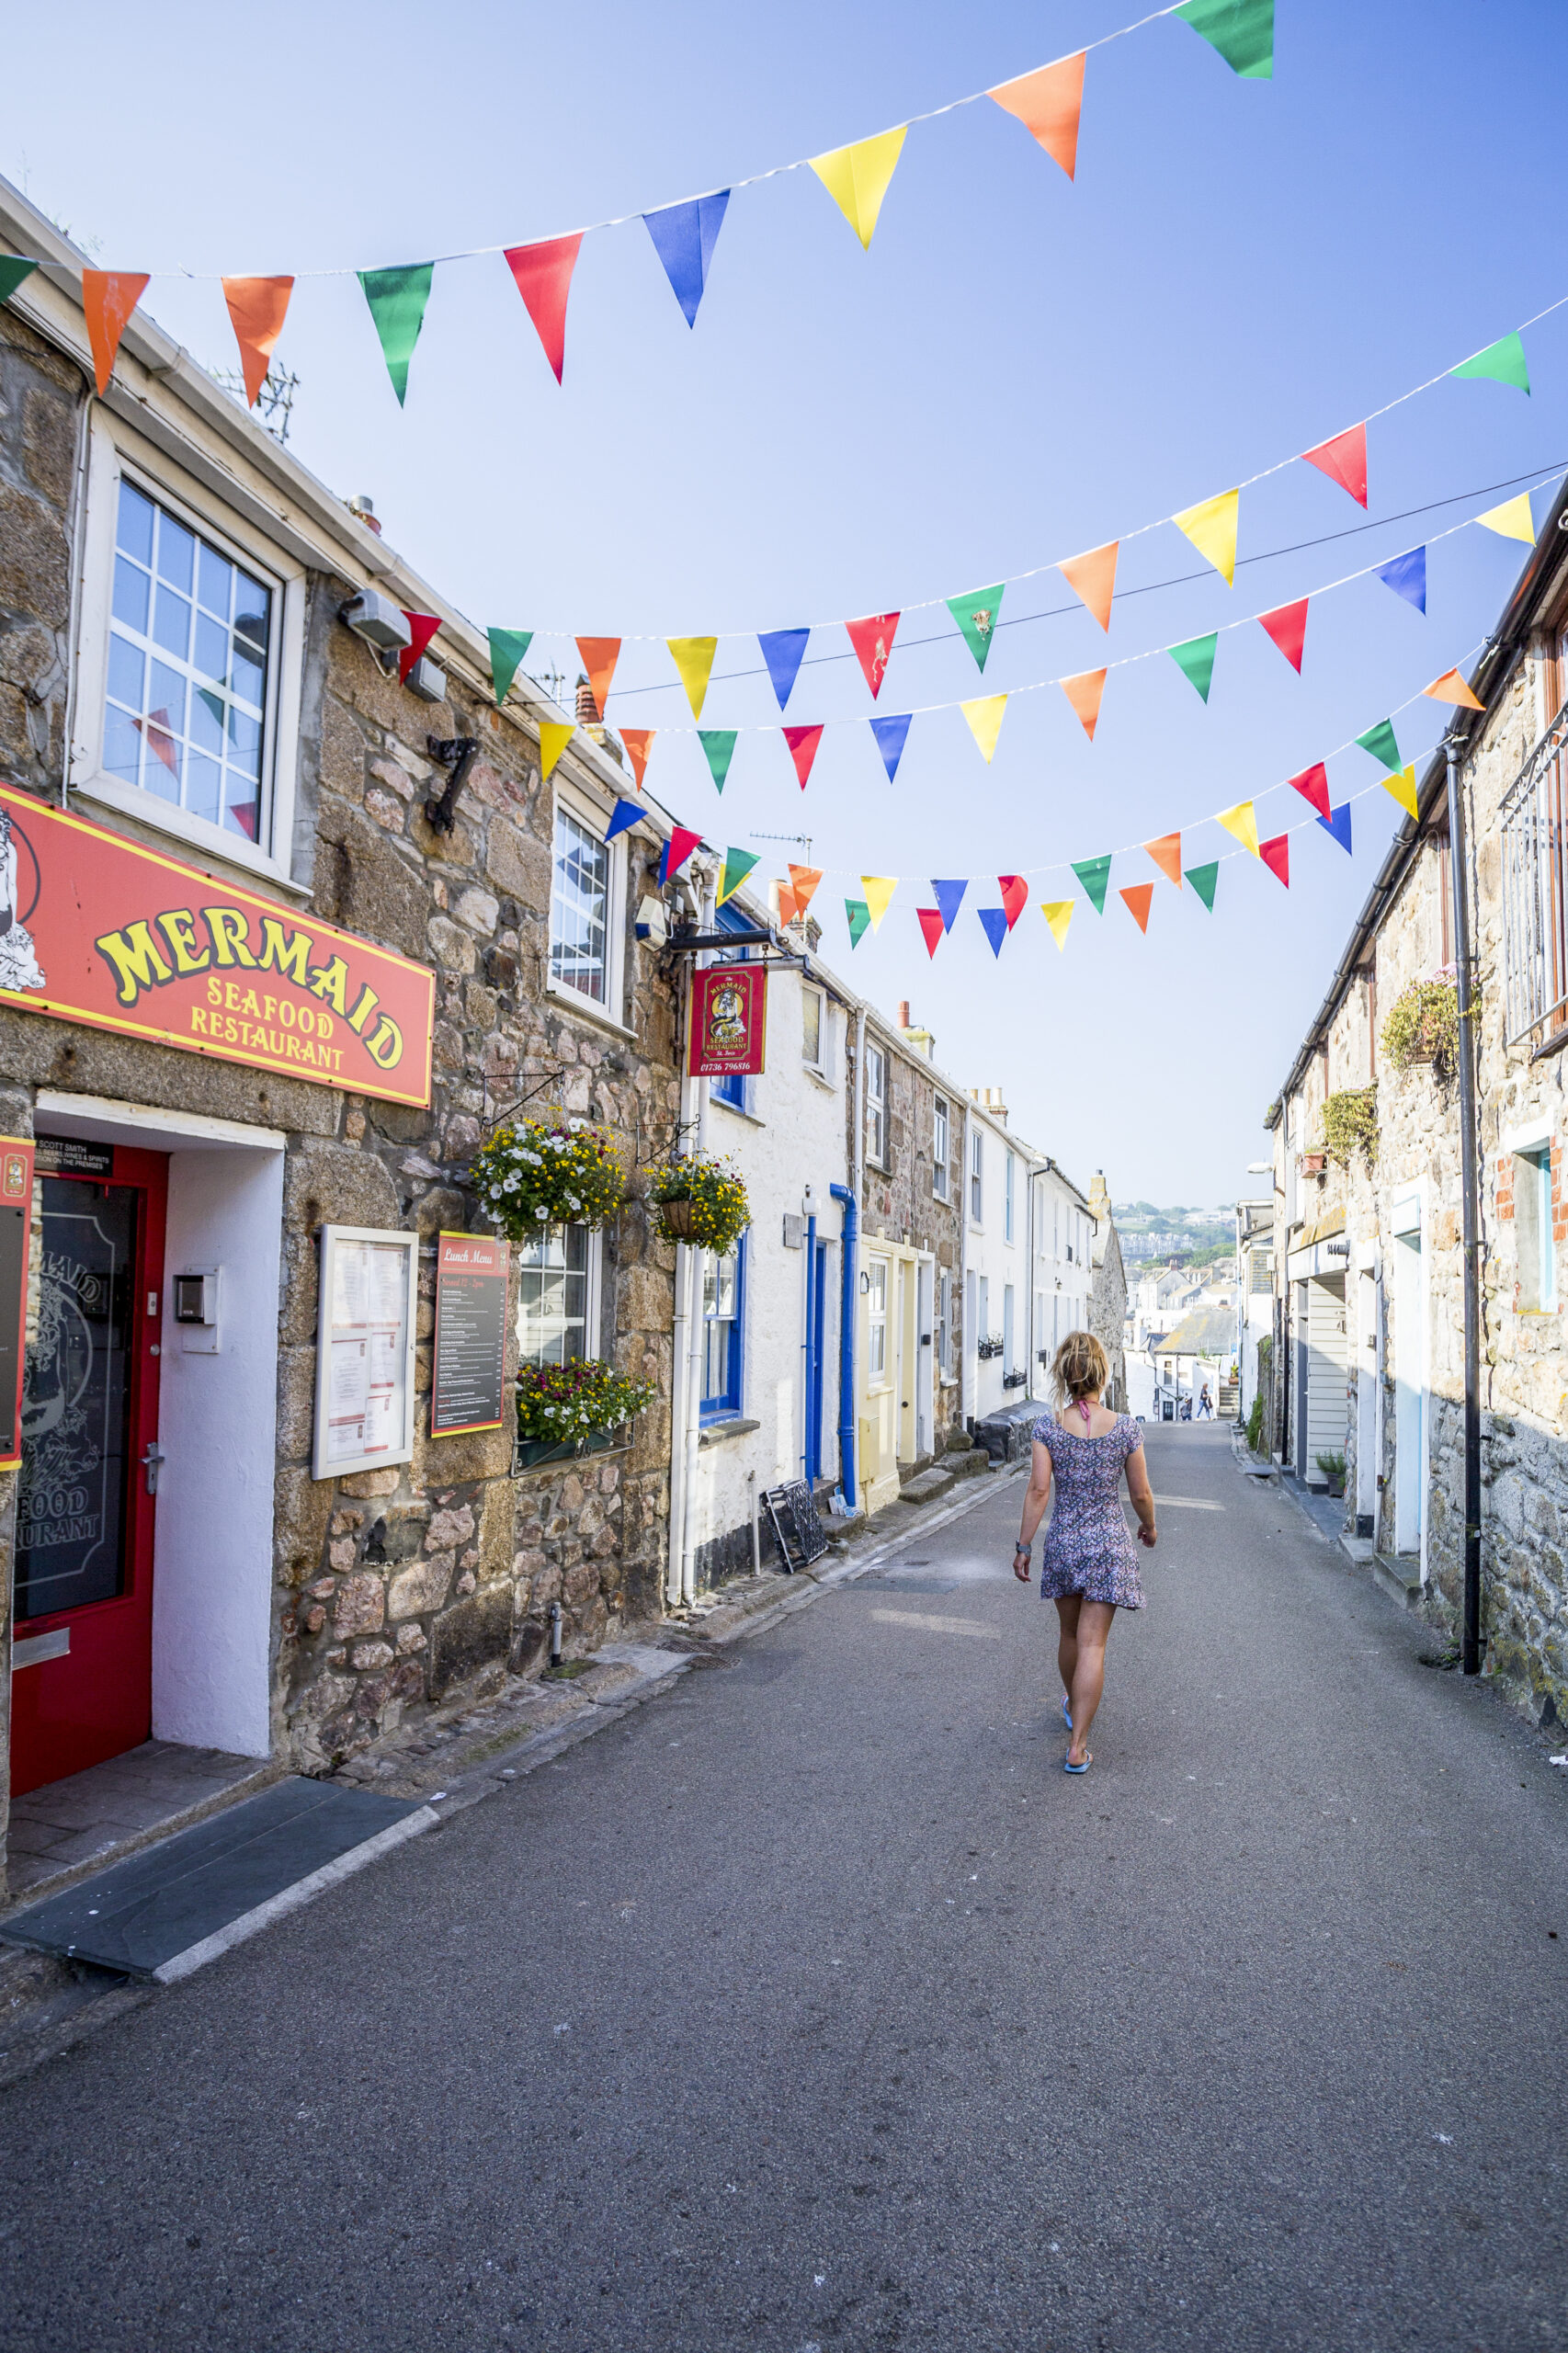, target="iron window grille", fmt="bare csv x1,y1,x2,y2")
1502,697,1568,1041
